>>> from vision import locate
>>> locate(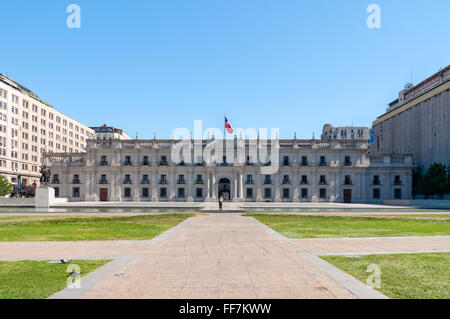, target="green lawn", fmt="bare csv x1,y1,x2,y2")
246,214,450,238
0,259,110,299
0,214,194,241
376,214,450,219
321,253,450,299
